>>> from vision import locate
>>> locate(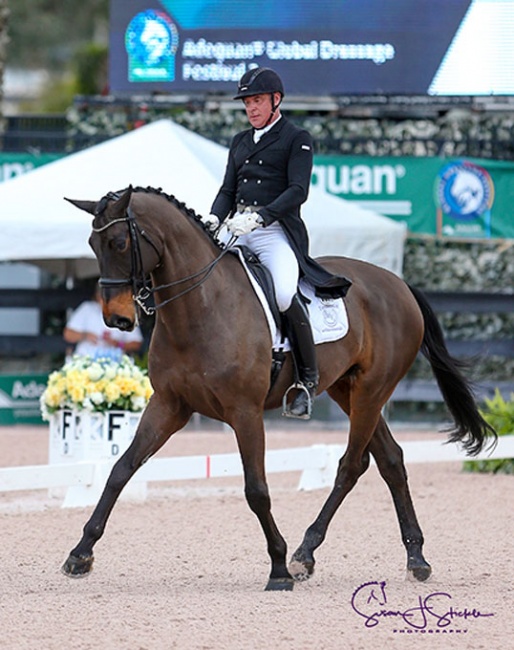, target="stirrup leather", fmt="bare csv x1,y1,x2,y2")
282,381,313,420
